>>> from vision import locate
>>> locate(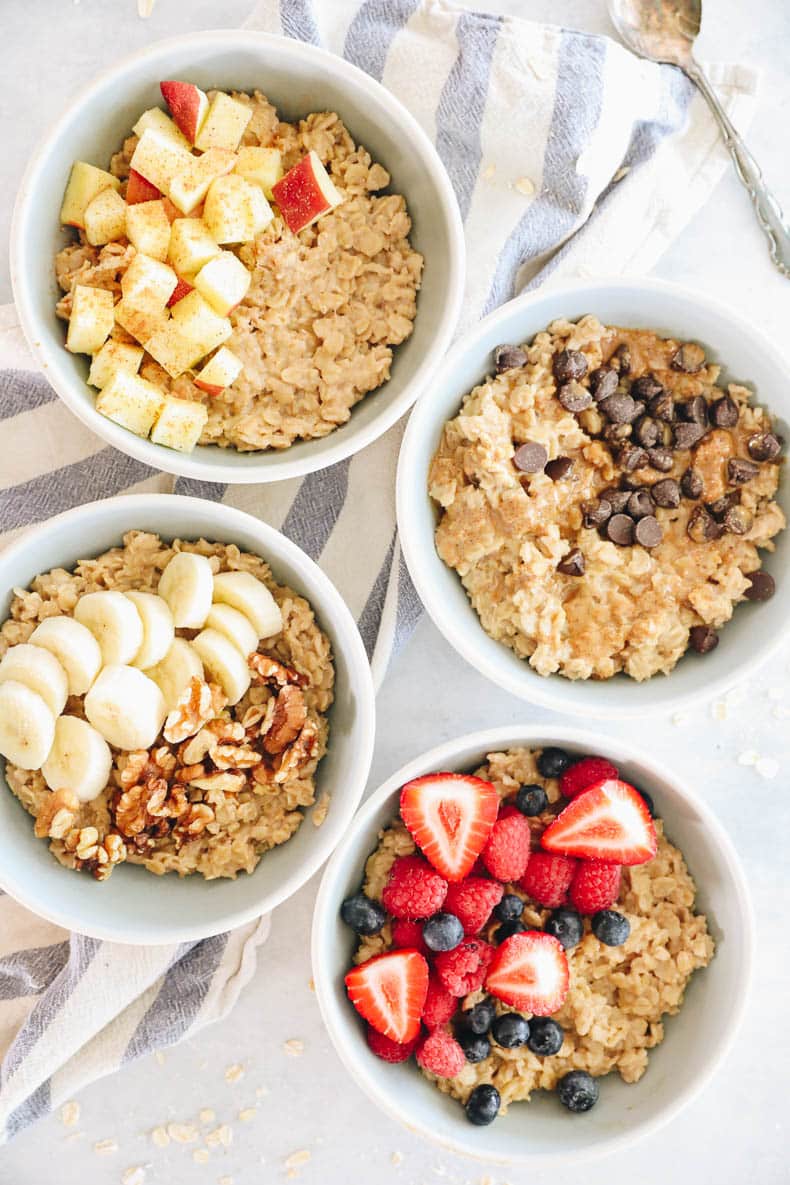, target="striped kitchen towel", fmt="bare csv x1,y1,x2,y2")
0,0,758,1140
